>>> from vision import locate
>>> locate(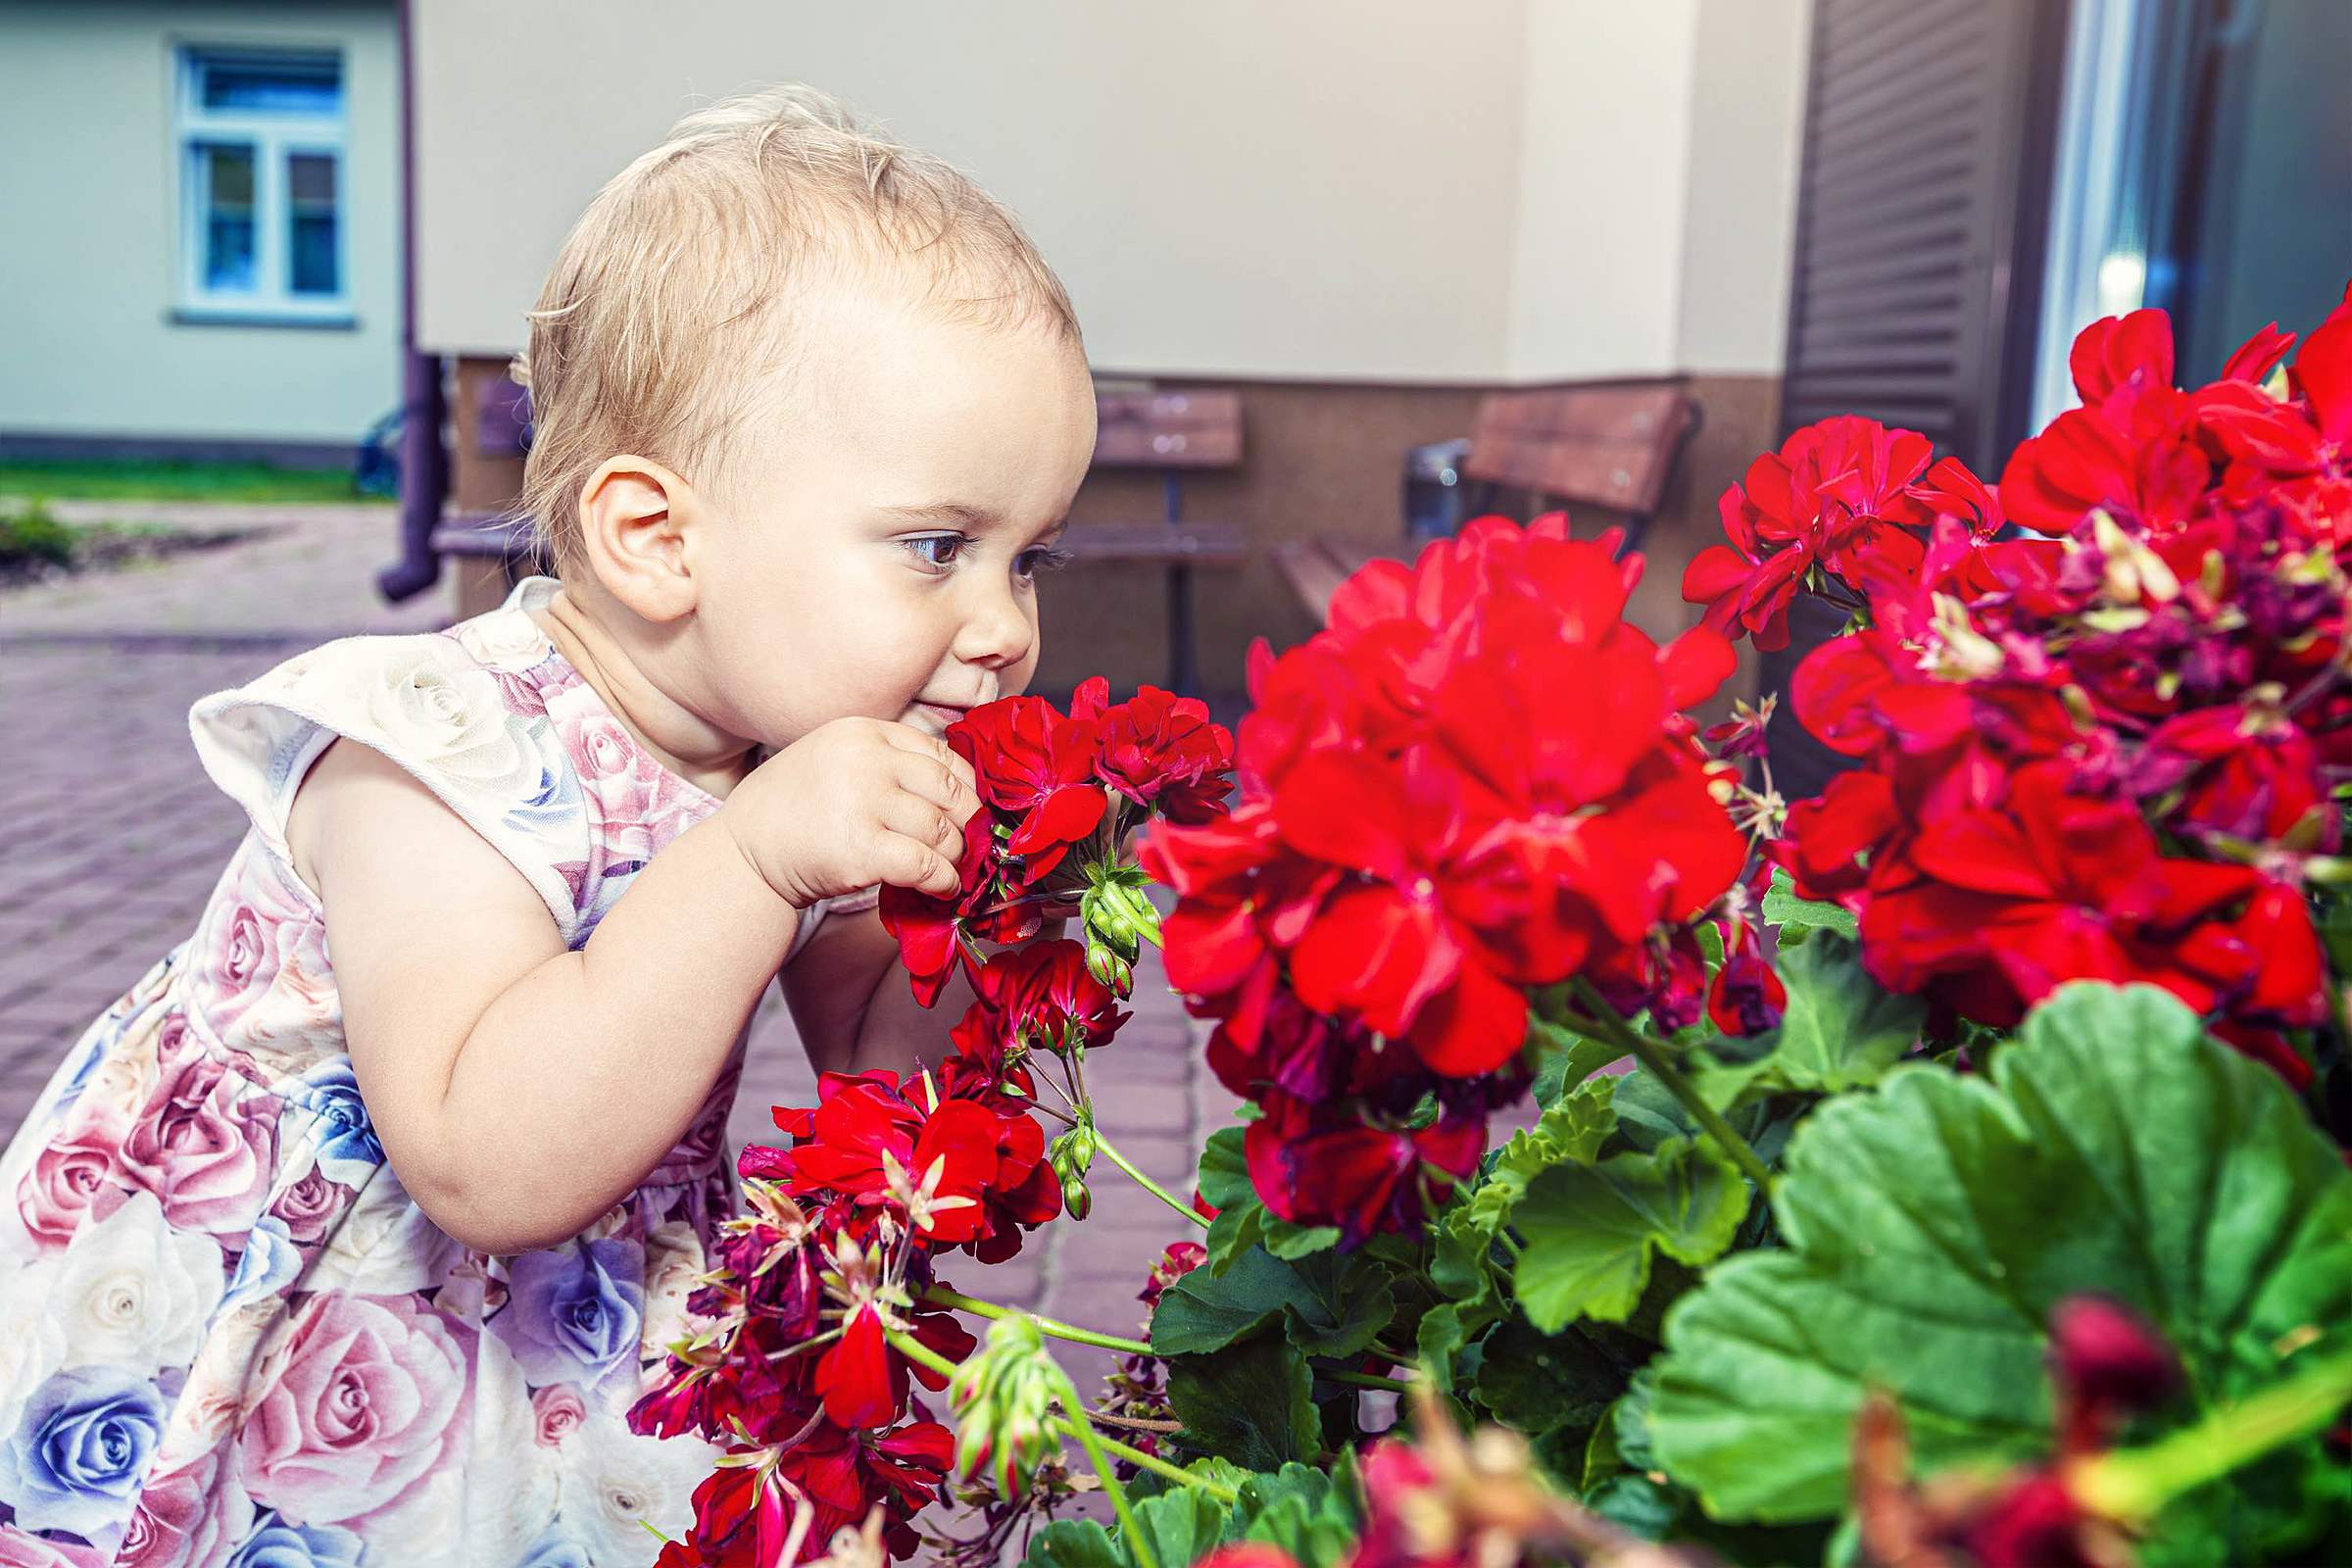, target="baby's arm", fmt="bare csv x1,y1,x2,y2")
287,717,978,1254
782,906,1073,1078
